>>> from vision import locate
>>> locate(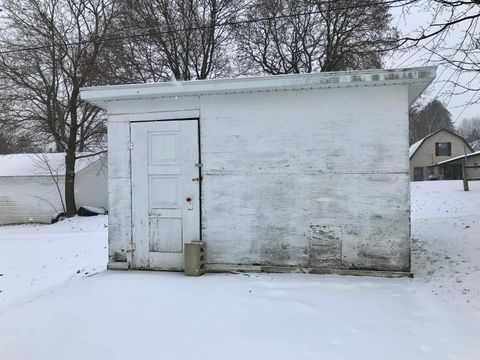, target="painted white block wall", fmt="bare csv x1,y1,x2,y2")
103,86,409,271
199,87,410,271
82,68,435,273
